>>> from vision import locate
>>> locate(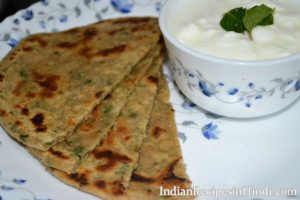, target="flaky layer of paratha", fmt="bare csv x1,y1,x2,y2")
48,52,164,200
0,17,160,150
29,44,162,173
